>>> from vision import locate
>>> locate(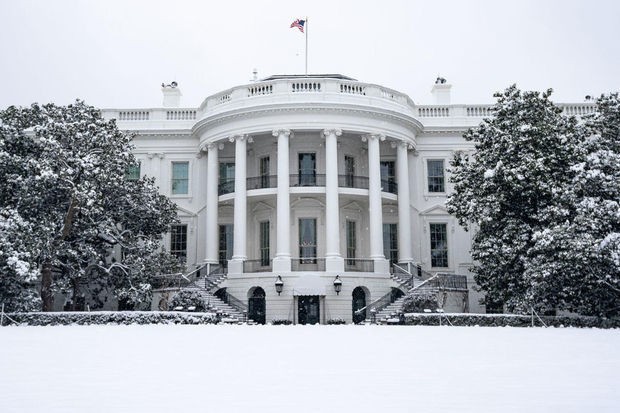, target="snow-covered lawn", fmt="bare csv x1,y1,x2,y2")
0,325,618,413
